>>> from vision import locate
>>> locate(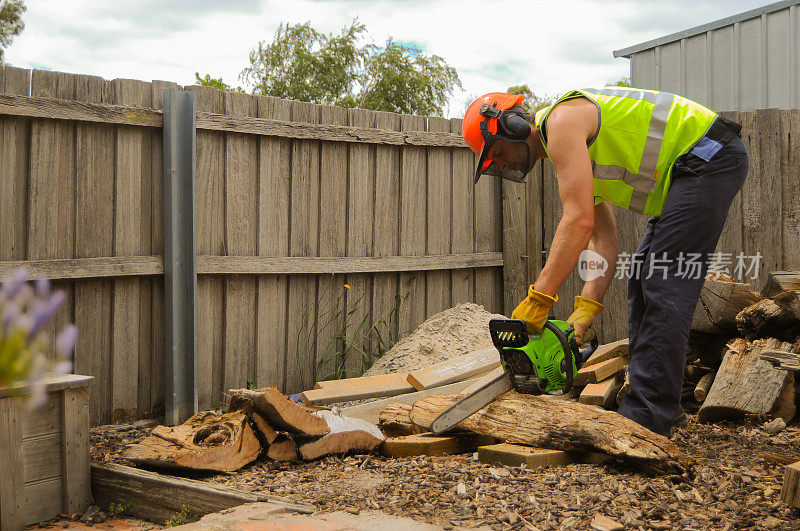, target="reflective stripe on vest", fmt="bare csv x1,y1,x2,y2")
591,88,674,213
